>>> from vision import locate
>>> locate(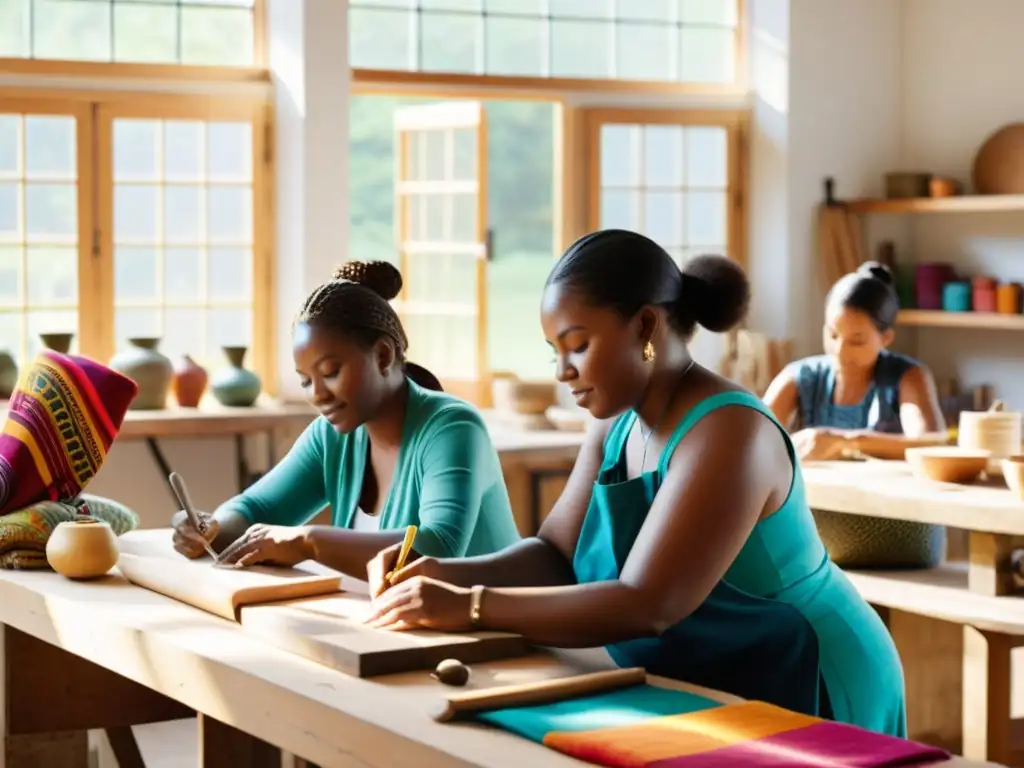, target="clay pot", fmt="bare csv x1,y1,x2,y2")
0,350,16,399
109,338,173,410
211,346,262,407
172,354,208,408
39,332,74,353
45,517,120,580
